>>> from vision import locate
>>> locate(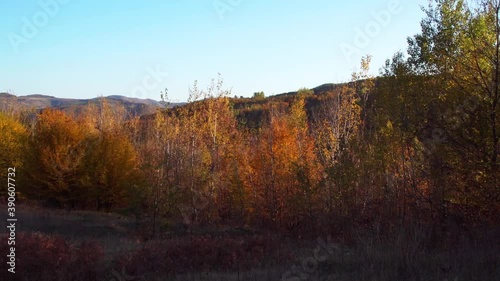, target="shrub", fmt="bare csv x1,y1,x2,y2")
115,234,292,276
0,232,105,281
